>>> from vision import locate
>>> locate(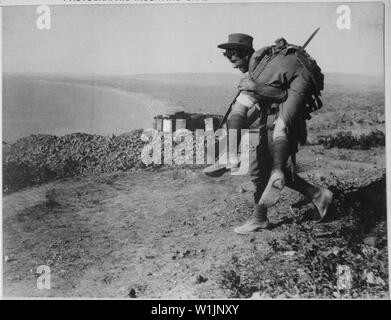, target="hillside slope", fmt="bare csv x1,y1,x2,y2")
3,143,387,298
